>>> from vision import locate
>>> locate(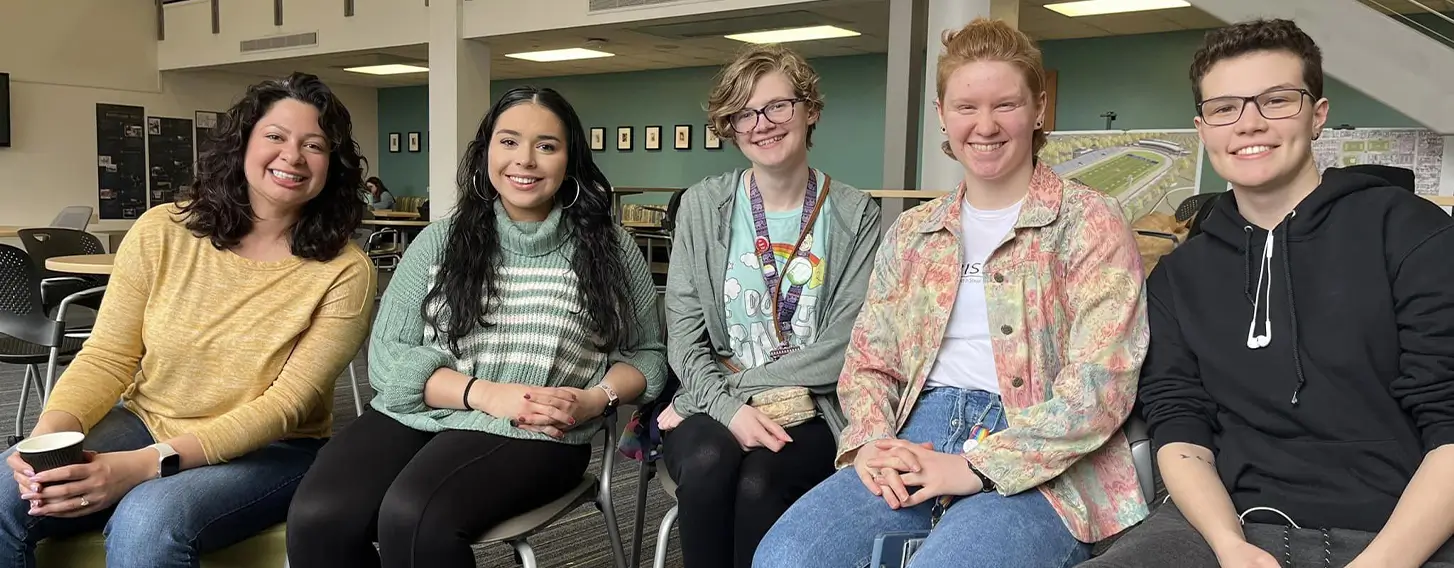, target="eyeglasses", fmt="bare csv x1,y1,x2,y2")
1197,88,1312,126
729,98,805,133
